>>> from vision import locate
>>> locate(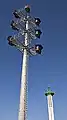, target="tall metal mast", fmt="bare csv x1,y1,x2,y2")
45,87,55,120
7,5,43,120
